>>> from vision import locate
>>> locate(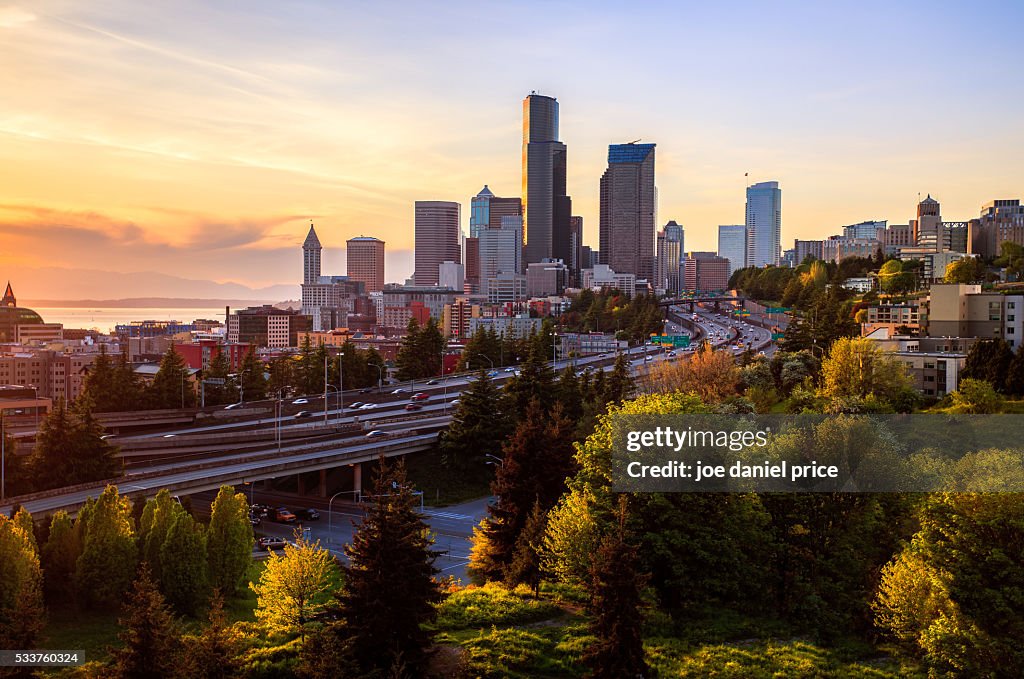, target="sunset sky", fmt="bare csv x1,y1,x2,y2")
2,0,1022,300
